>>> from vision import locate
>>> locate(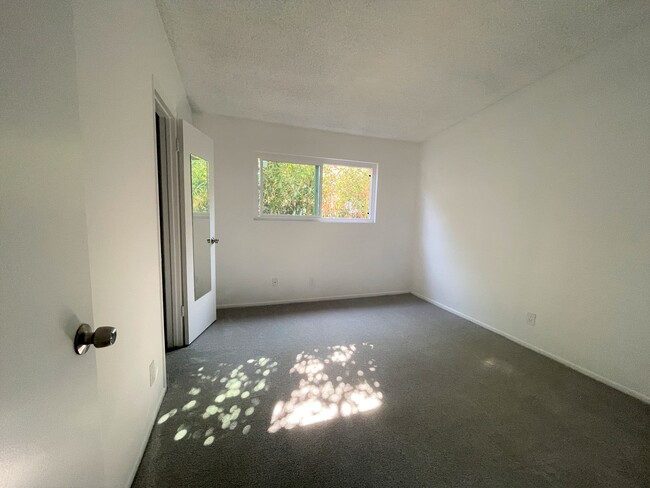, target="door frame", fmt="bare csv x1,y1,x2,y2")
153,84,185,350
